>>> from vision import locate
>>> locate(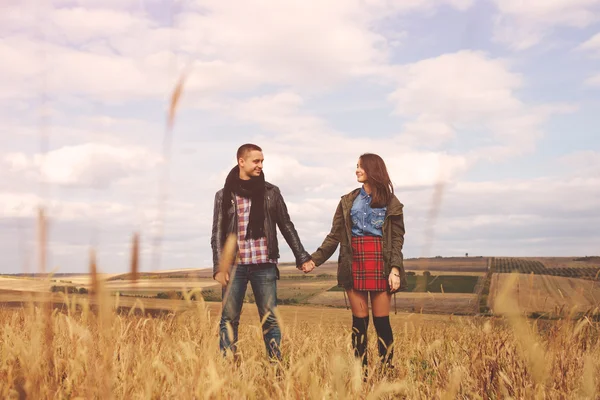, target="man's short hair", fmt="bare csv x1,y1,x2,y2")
237,144,263,160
